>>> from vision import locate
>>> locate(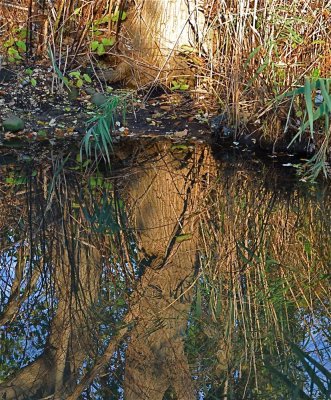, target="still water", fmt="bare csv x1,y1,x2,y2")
0,139,330,399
